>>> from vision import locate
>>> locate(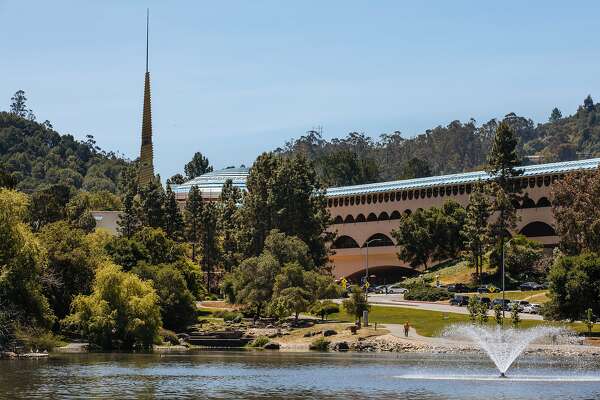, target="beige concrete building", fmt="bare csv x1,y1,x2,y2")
325,158,600,280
